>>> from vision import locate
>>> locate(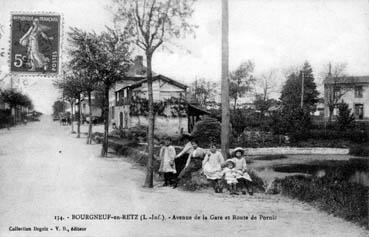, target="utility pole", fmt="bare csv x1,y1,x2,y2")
221,0,230,158
300,71,304,108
